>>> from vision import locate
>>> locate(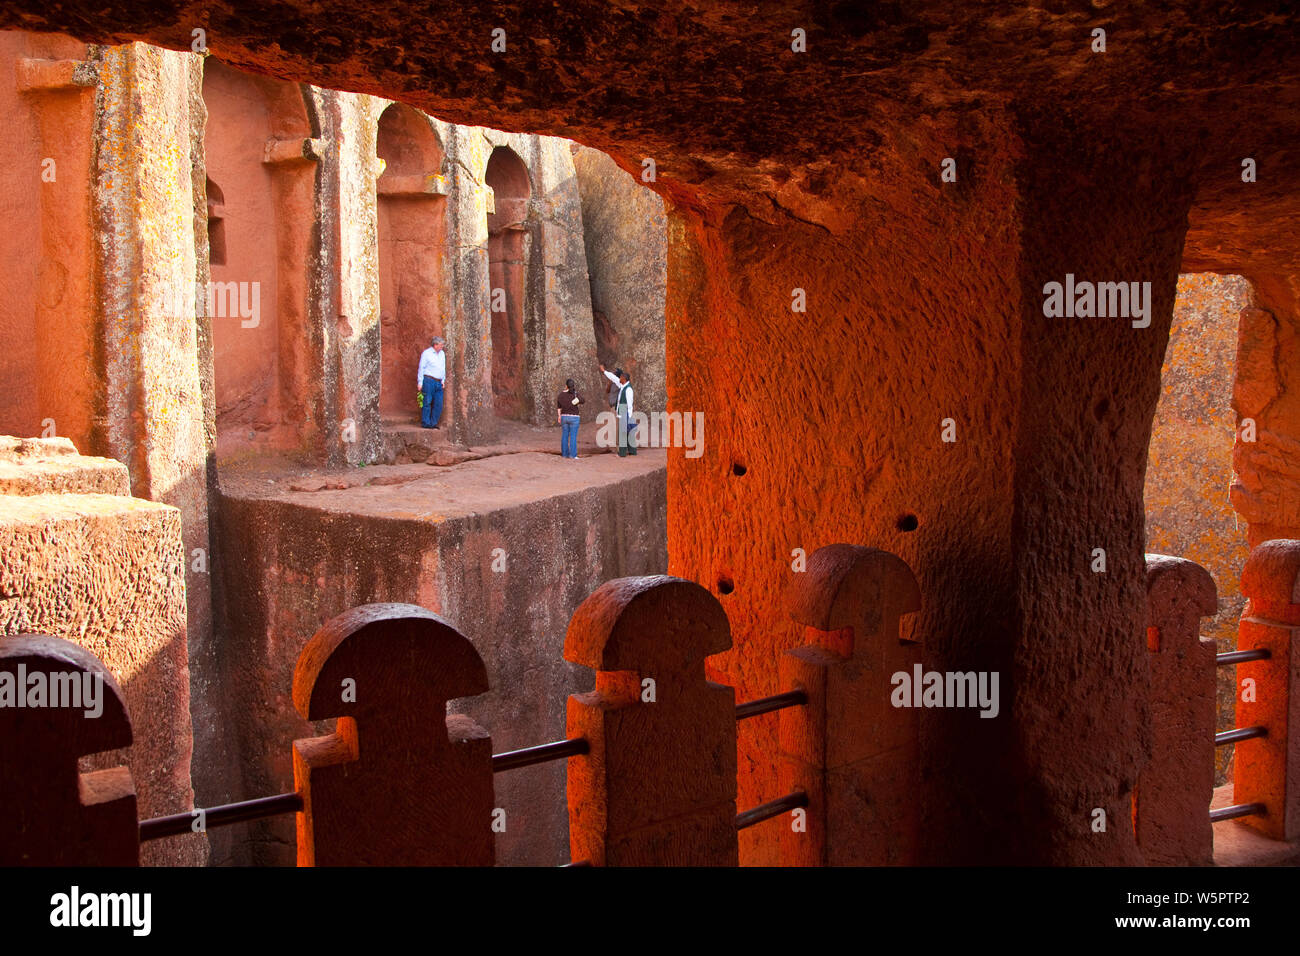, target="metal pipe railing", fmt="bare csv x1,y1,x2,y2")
492,737,588,773
1216,648,1272,666
138,686,814,847
140,735,594,842
736,791,808,831
139,791,304,842
736,689,808,721
1210,802,1268,824
1216,725,1268,747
